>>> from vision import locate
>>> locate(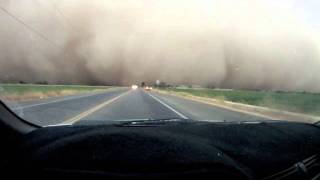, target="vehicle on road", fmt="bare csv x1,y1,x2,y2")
144,86,153,91
131,84,138,90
